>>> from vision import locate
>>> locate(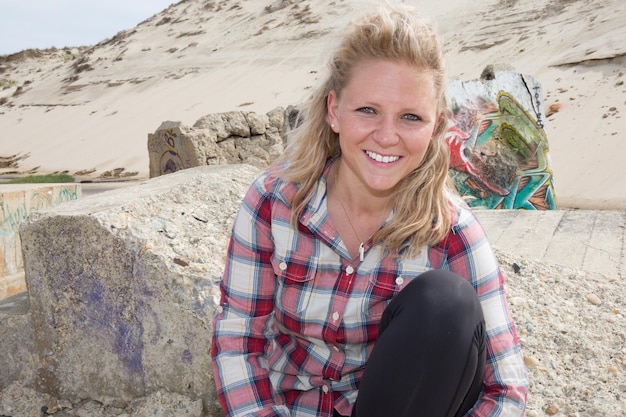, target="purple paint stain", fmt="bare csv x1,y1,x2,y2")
182,349,193,364
80,279,145,375
86,280,104,304
114,322,144,373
